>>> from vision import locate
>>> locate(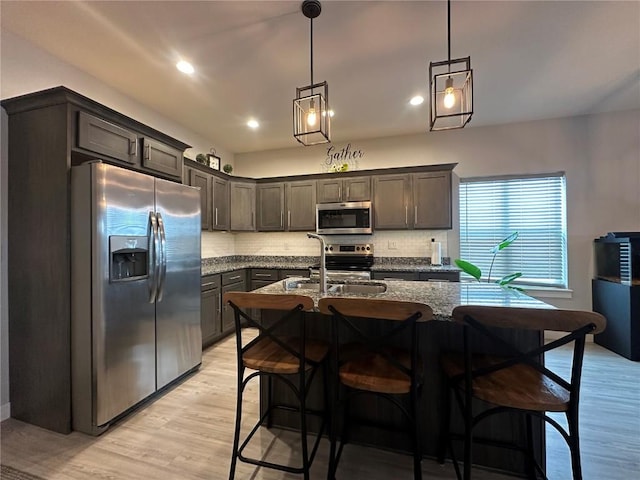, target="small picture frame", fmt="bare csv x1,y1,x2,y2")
207,153,220,170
